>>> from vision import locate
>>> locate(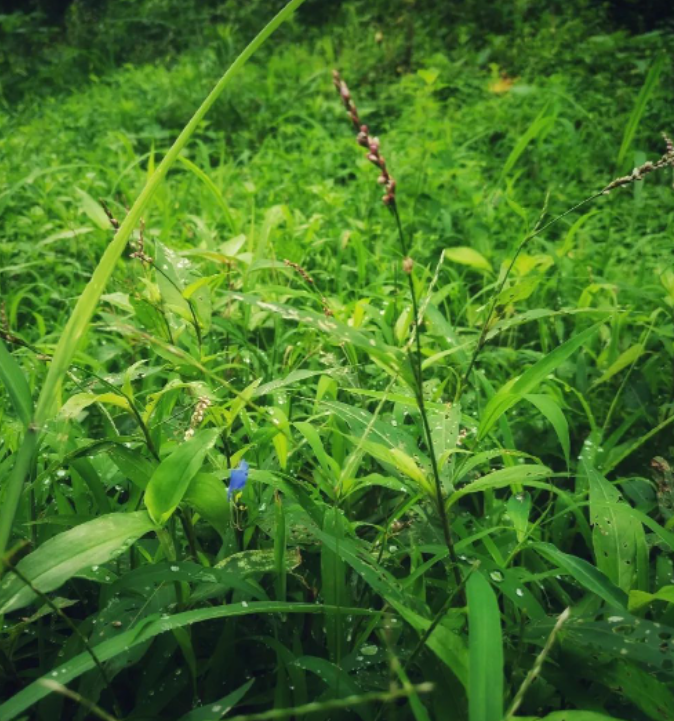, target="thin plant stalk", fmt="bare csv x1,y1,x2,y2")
391,205,464,592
